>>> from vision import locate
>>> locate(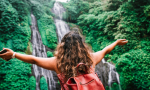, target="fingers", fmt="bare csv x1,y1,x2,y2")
117,39,128,45
3,48,10,51
123,40,128,43
122,40,128,45
0,53,5,57
119,39,126,41
121,39,126,40
119,39,128,42
0,52,9,57
0,55,6,60
125,40,128,43
0,54,11,61
3,48,14,54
